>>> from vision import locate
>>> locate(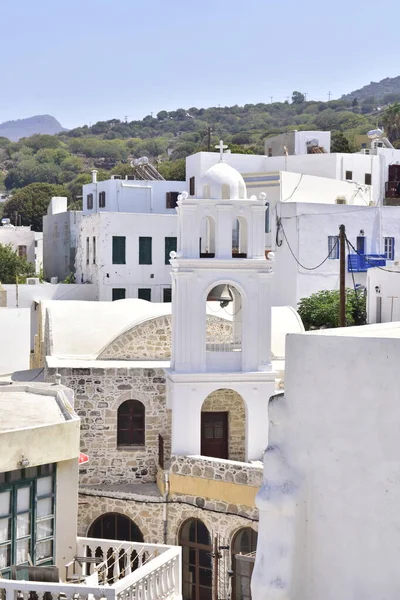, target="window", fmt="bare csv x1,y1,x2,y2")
139,237,152,265
18,245,27,258
345,170,352,180
165,237,177,264
93,236,96,264
112,288,126,301
86,237,89,265
88,513,143,543
189,176,195,196
112,236,126,265
117,400,145,446
180,519,212,600
232,528,258,600
163,288,172,302
99,191,106,208
365,173,372,185
0,465,55,578
166,192,179,209
265,202,270,233
384,237,395,260
328,235,339,259
87,194,93,209
138,288,151,301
